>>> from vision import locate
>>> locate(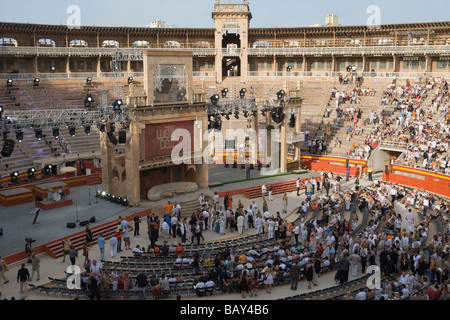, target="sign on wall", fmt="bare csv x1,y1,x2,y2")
145,121,194,158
